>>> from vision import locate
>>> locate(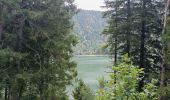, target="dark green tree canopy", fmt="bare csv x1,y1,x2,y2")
0,0,77,99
